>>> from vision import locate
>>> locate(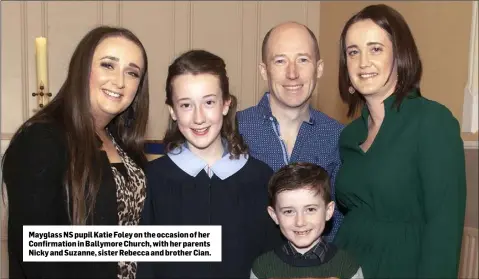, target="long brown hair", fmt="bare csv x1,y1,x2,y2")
338,4,422,117
163,49,247,158
2,26,149,224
